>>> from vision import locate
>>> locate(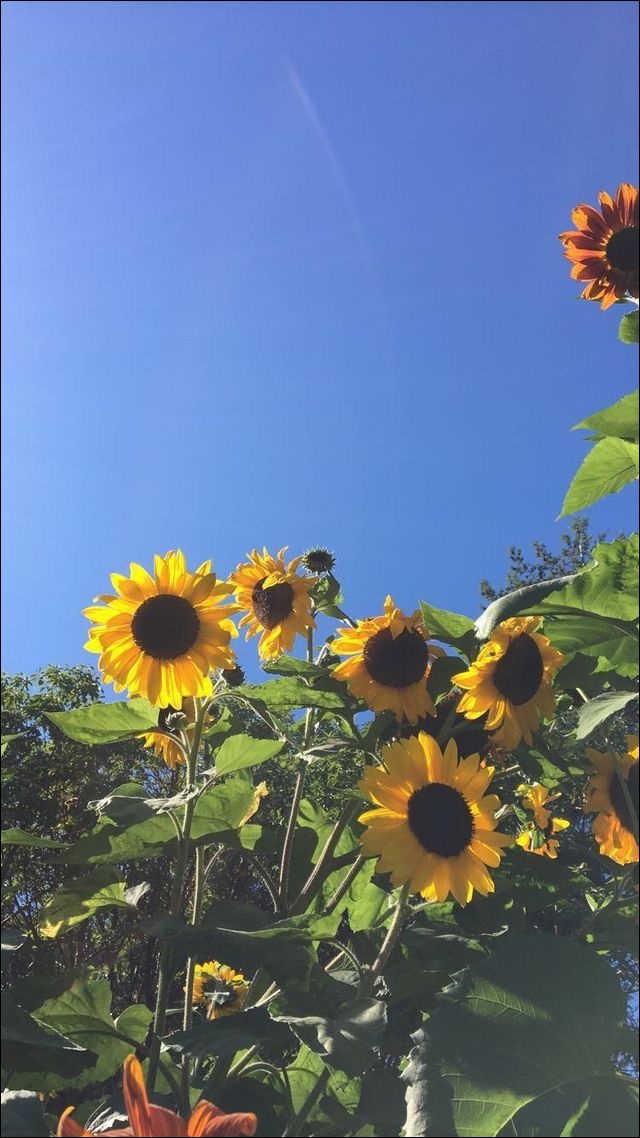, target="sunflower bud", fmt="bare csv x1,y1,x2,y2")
302,548,336,574
222,665,246,688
